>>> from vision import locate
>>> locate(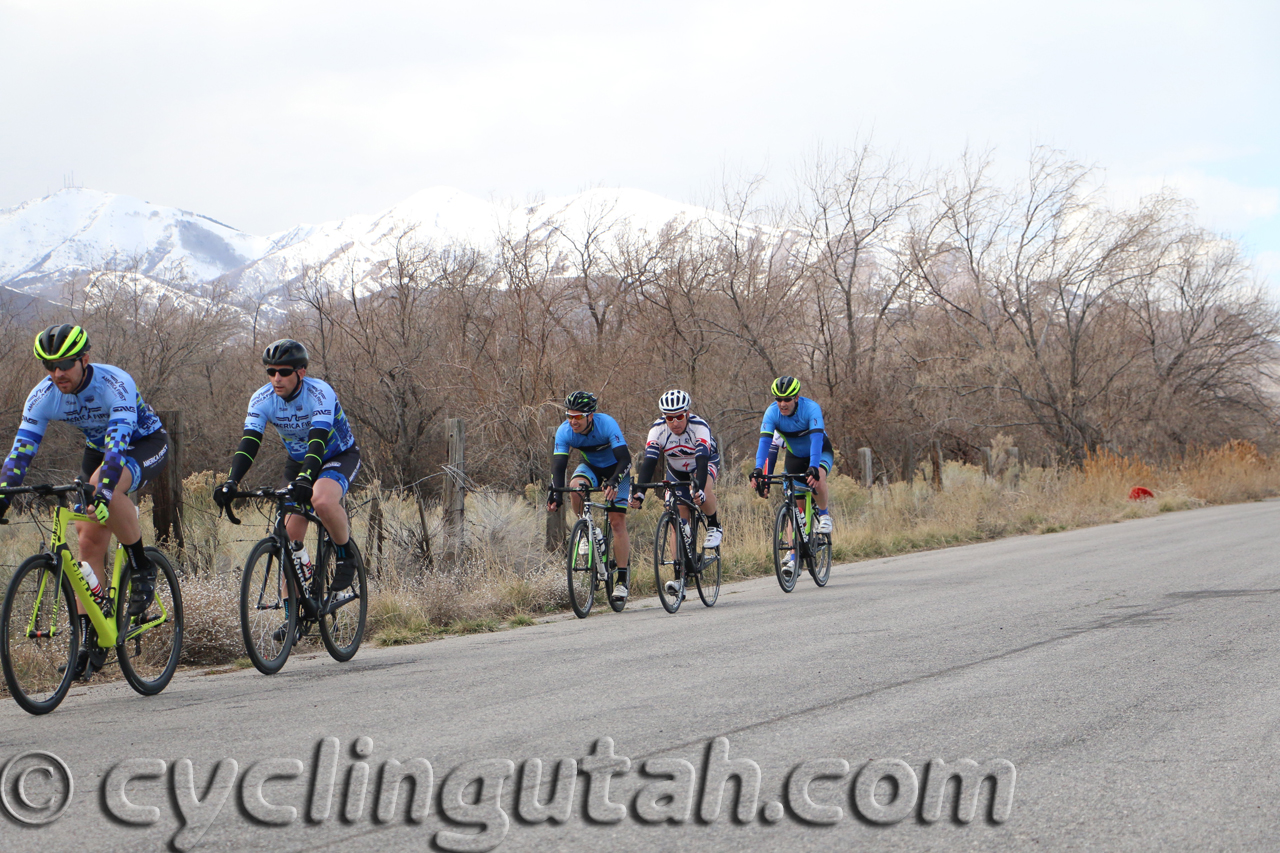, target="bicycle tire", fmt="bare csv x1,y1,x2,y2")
567,520,594,618
808,532,832,587
318,535,367,662
239,538,297,674
773,501,799,593
1,555,78,715
117,548,184,695
696,536,721,607
604,519,626,613
654,512,684,614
